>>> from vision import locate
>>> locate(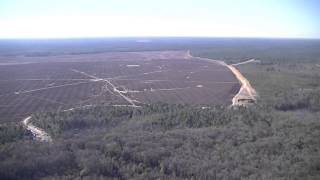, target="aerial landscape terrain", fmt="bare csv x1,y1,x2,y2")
1,0,320,179
0,38,319,179
0,50,240,122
